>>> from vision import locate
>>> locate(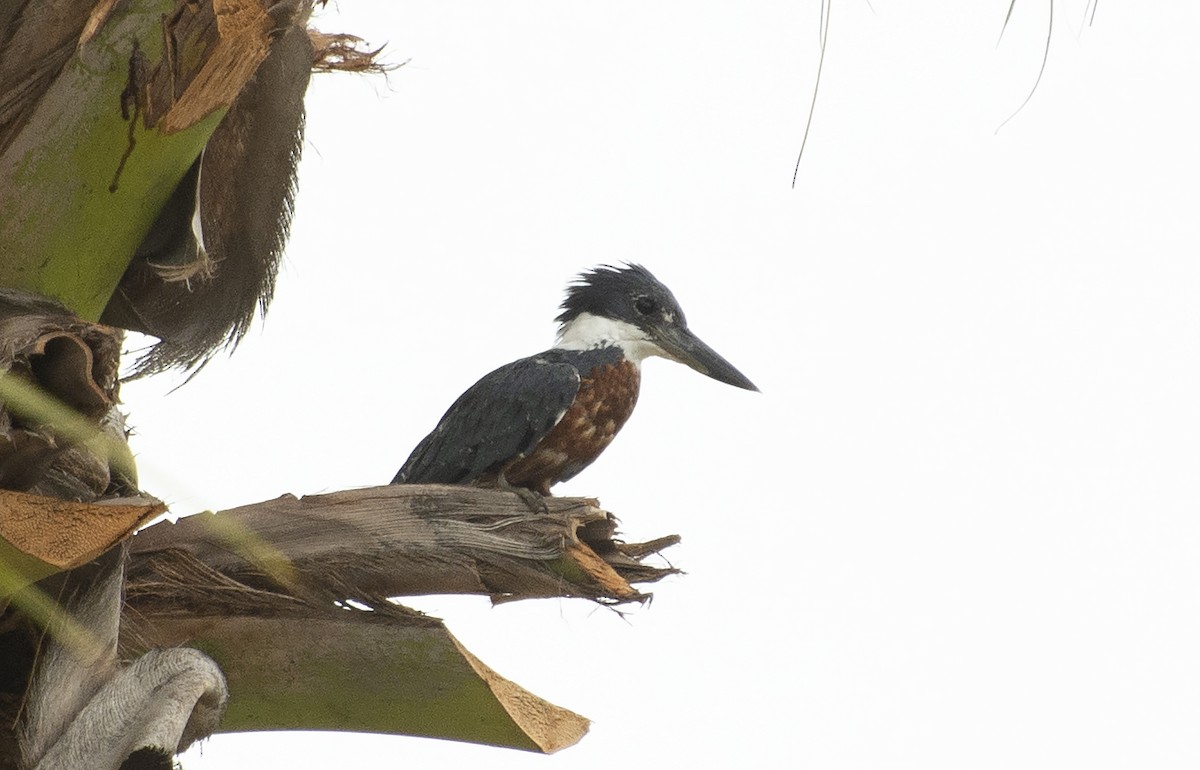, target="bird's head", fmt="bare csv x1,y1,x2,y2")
555,263,758,392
